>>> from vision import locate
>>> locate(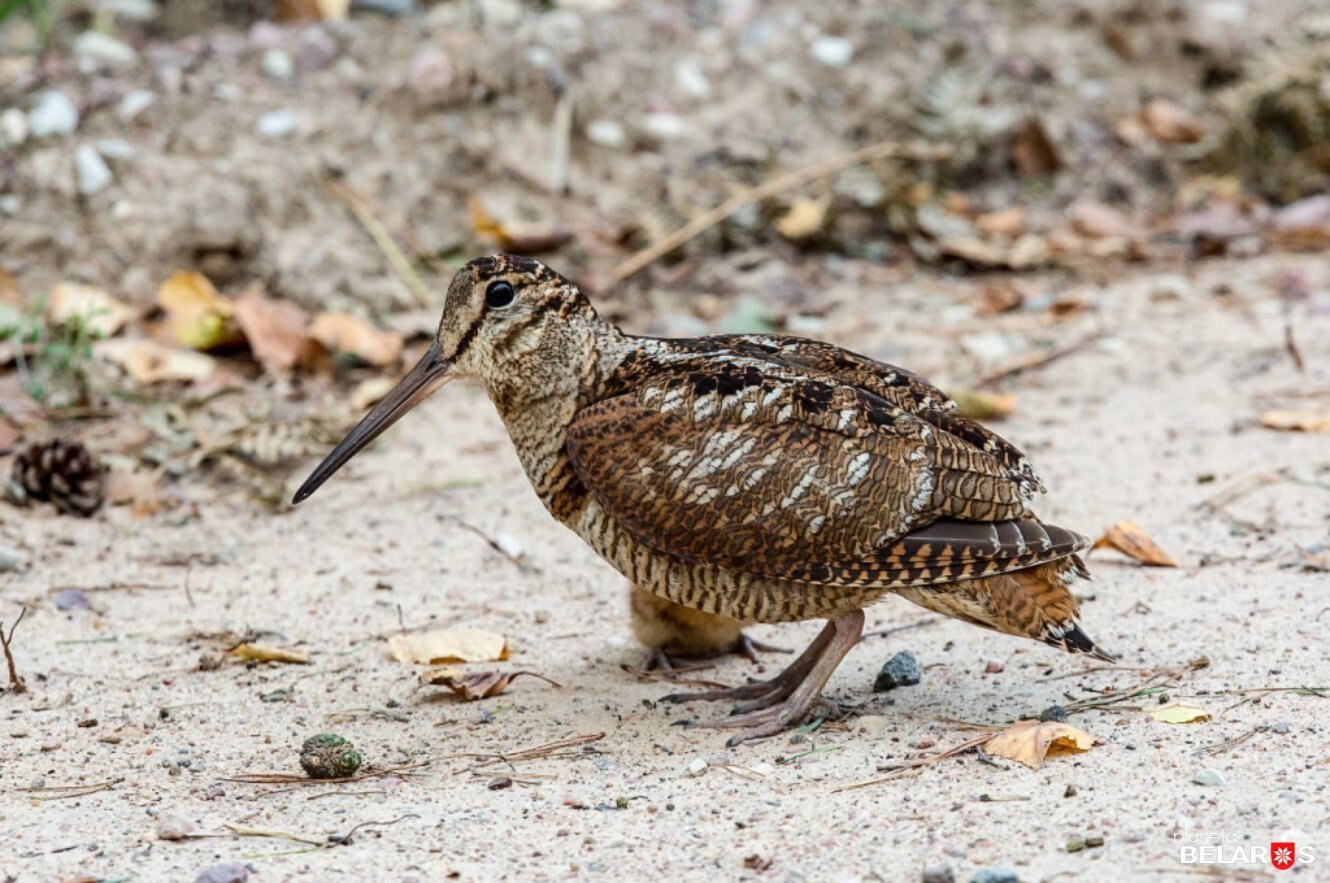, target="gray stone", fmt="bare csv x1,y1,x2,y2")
296,26,338,72
95,138,136,161
73,31,139,70
406,45,453,100
970,869,1019,883
94,0,159,20
641,112,688,141
0,546,23,572
922,866,955,883
1271,722,1290,734
0,196,19,217
874,650,922,691
674,58,711,100
256,109,300,139
0,108,28,148
194,863,250,883
29,91,80,139
1193,768,1226,787
261,49,295,80
117,89,156,121
810,35,854,67
75,145,113,196
351,0,415,15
